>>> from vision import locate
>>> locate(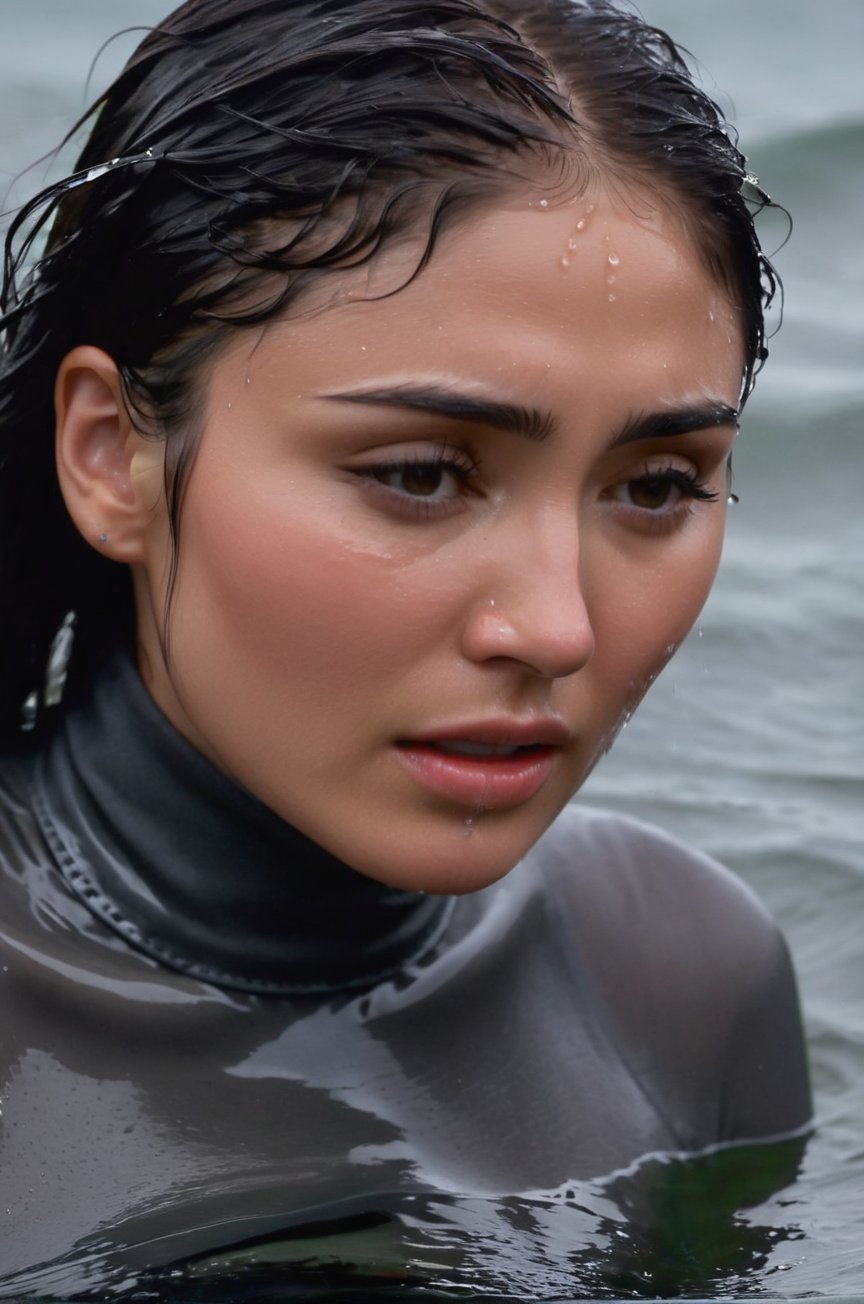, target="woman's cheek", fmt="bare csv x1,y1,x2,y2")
171,493,456,687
